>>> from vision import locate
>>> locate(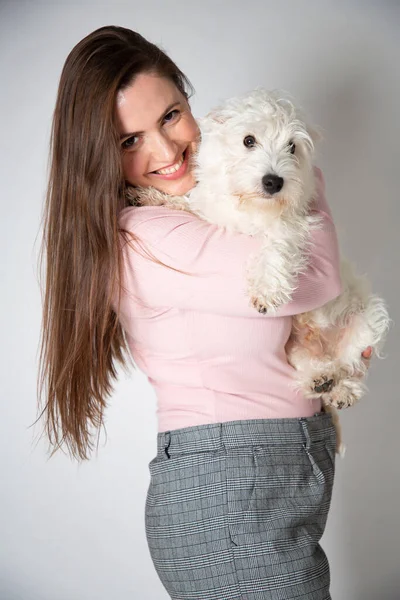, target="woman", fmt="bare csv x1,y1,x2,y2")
37,25,372,600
